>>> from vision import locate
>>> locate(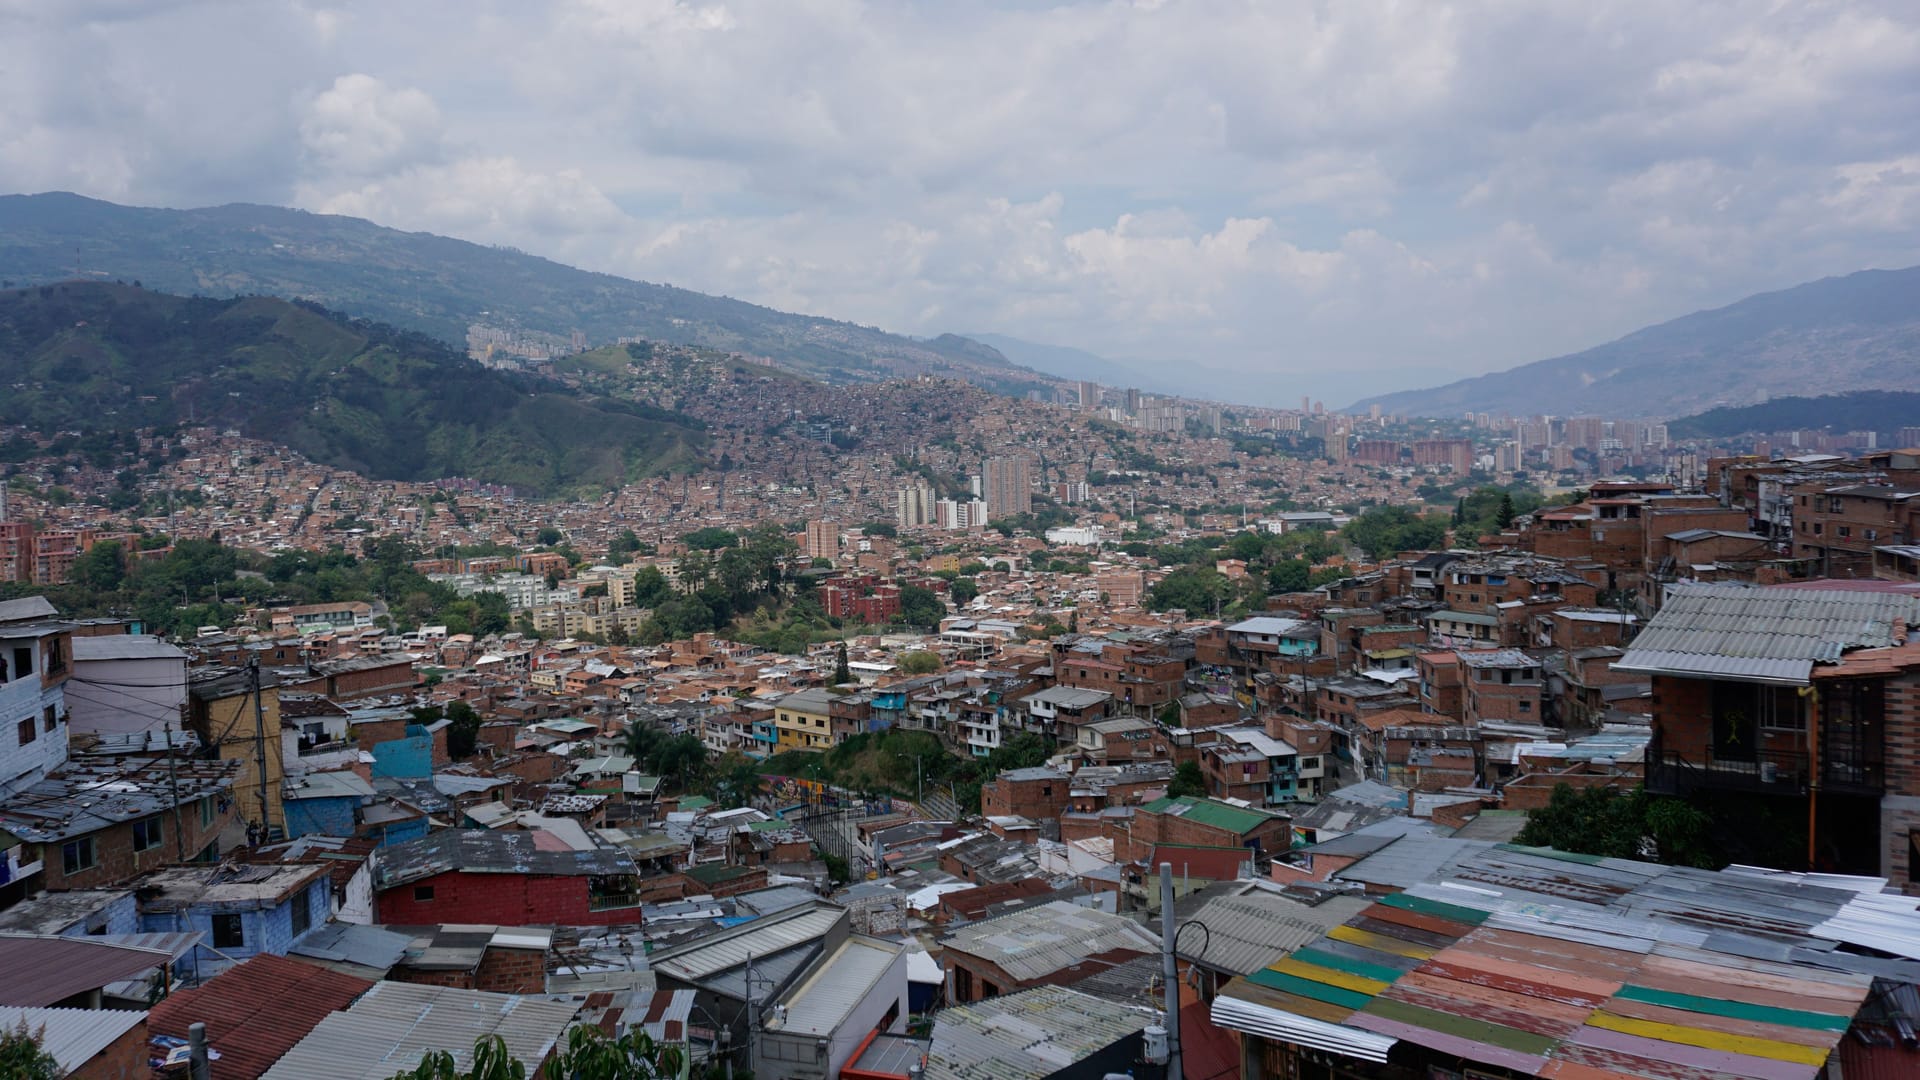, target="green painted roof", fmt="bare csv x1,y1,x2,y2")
1141,795,1275,835
676,795,714,810
685,863,756,884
